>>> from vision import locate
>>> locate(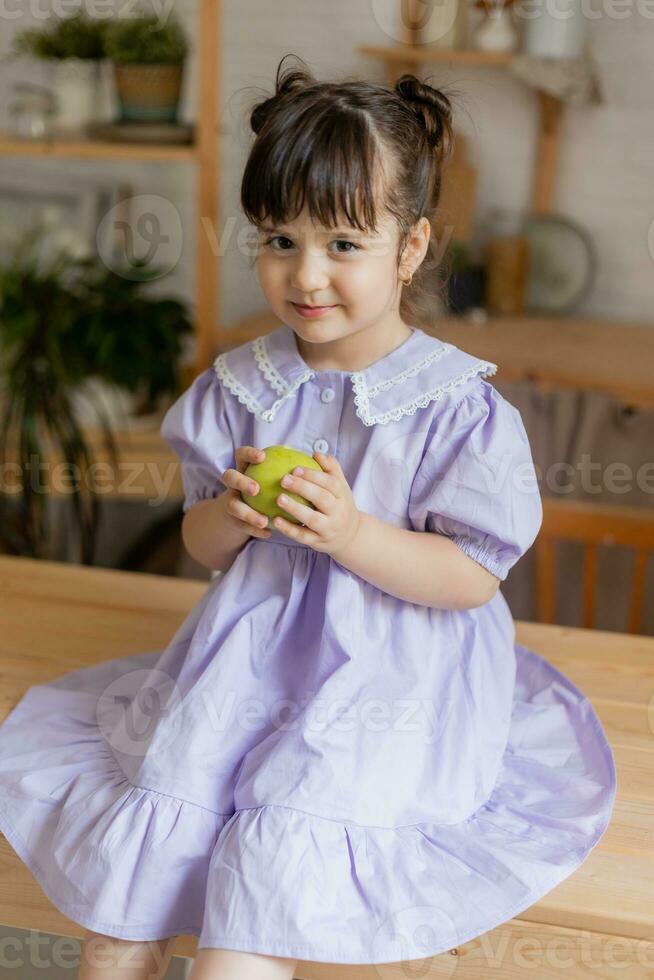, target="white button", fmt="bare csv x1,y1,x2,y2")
314,438,329,453
321,388,335,403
